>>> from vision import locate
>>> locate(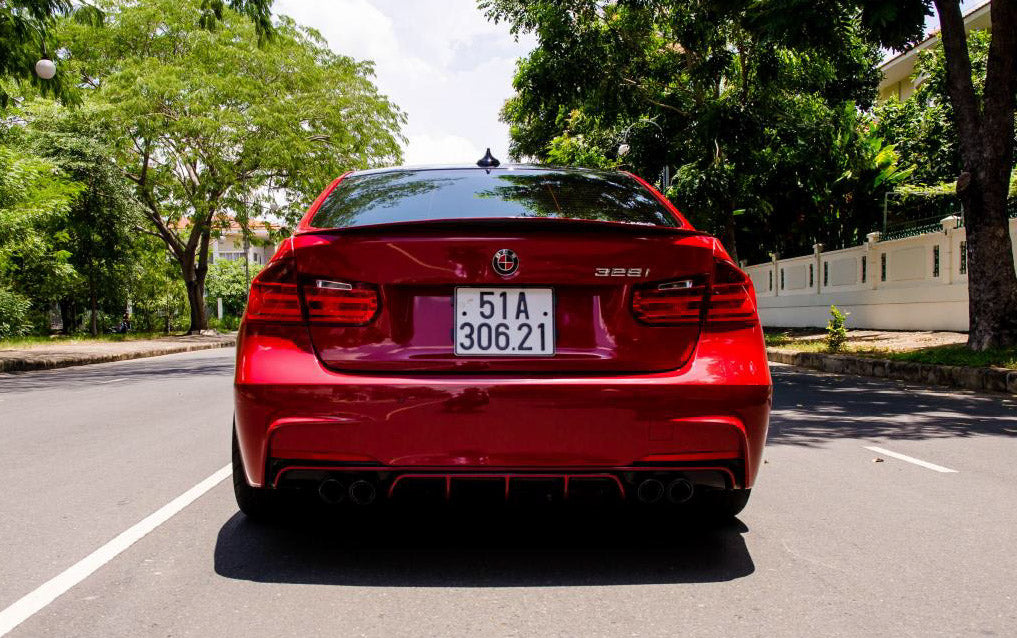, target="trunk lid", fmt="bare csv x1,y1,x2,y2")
293,221,715,373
